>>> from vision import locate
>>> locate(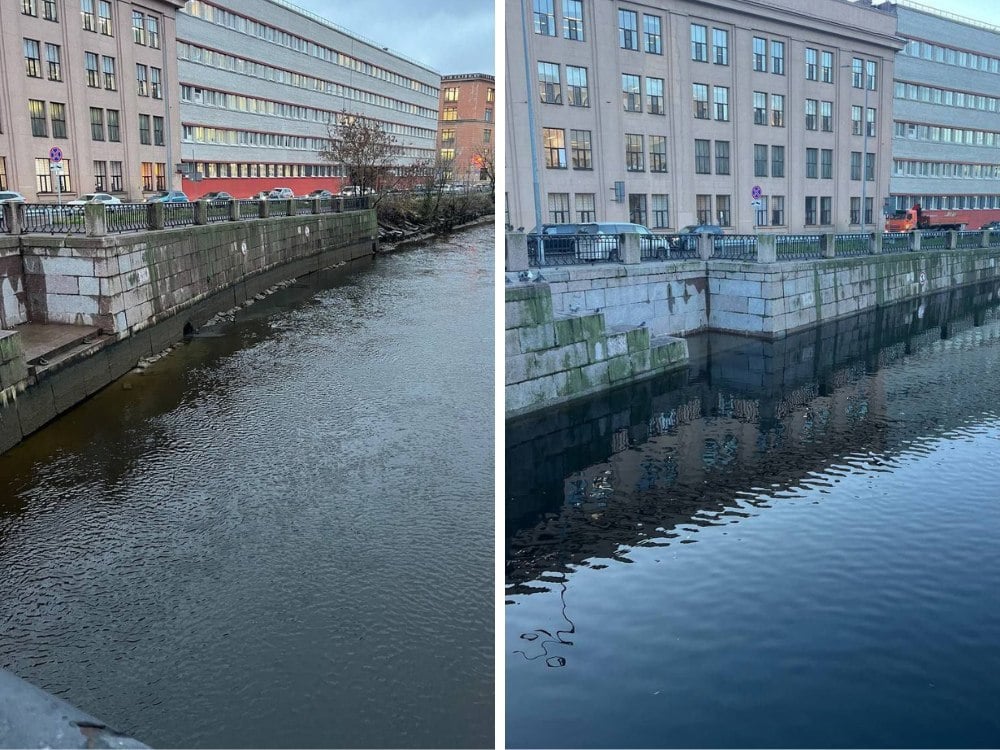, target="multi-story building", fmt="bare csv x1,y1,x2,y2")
505,0,903,233
175,0,440,197
0,0,185,201
888,0,1000,228
438,73,495,186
